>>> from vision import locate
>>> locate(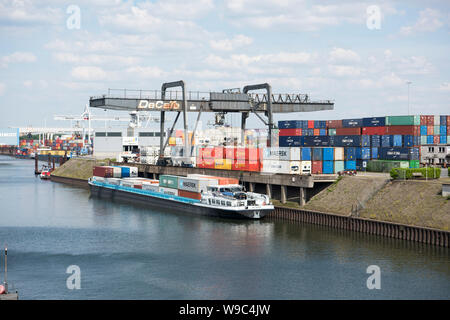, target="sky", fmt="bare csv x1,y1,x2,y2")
0,0,449,130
